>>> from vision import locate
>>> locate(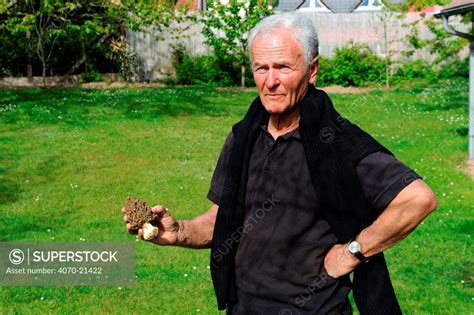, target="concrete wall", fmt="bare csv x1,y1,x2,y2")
127,12,468,81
